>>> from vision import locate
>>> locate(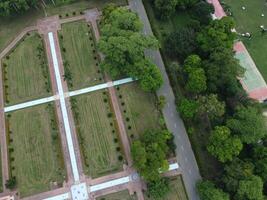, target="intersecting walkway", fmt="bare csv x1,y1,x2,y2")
4,78,135,113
